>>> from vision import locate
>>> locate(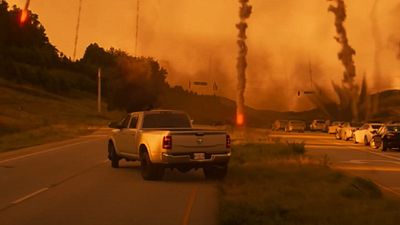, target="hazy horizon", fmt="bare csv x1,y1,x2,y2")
7,0,400,111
